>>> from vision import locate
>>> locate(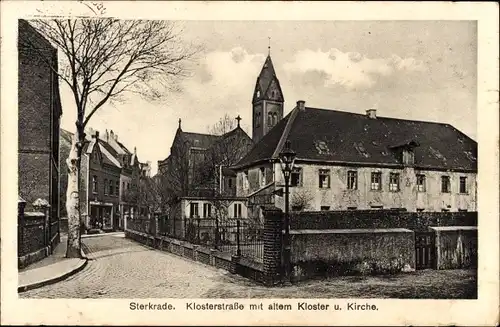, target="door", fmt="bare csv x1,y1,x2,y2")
415,231,436,269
